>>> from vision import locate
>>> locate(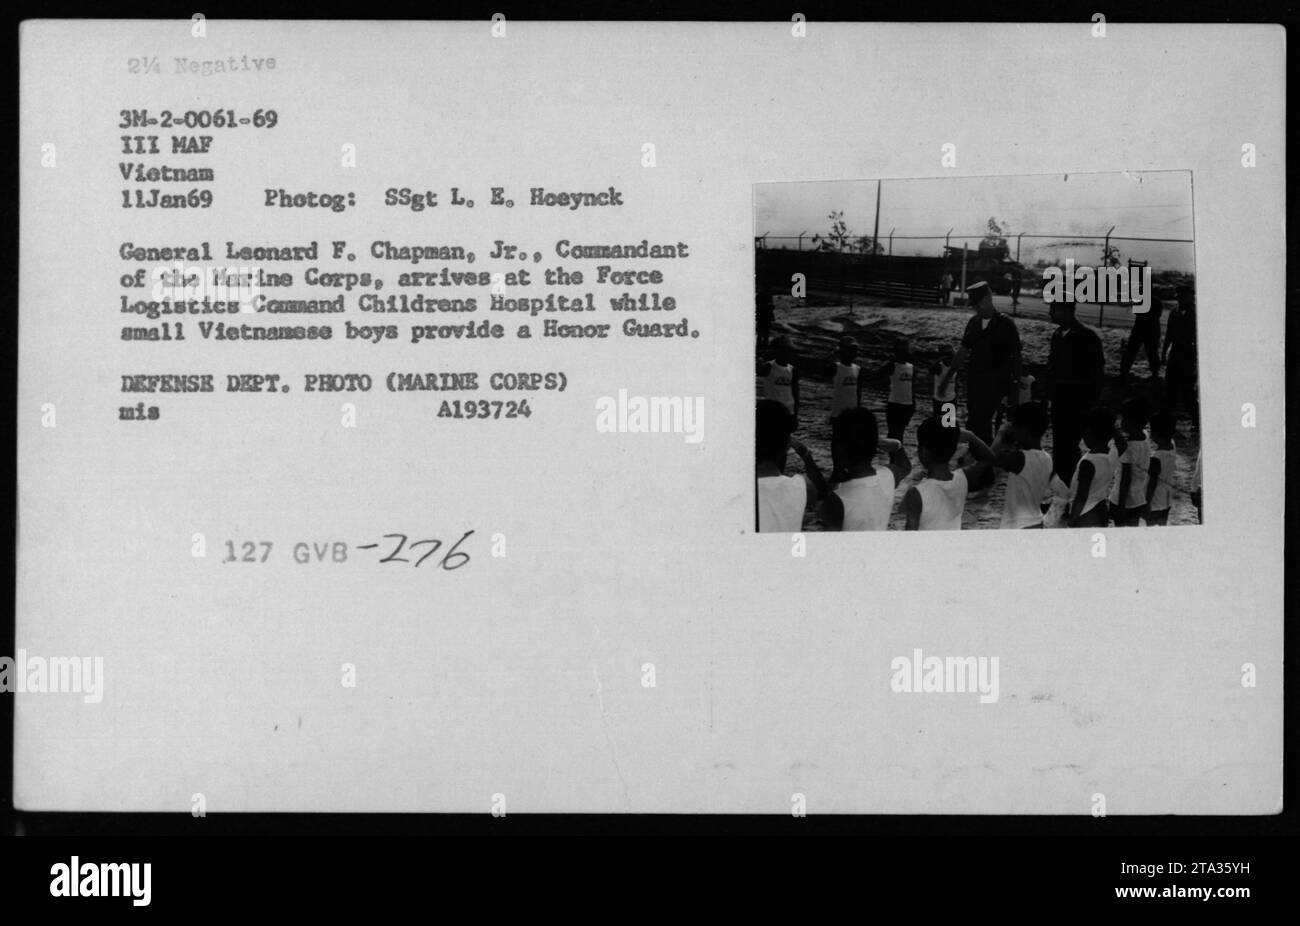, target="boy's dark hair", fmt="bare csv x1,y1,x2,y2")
1007,401,1049,438
756,399,793,462
836,407,879,463
1083,405,1116,439
1149,411,1176,438
916,416,960,461
1120,396,1150,427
